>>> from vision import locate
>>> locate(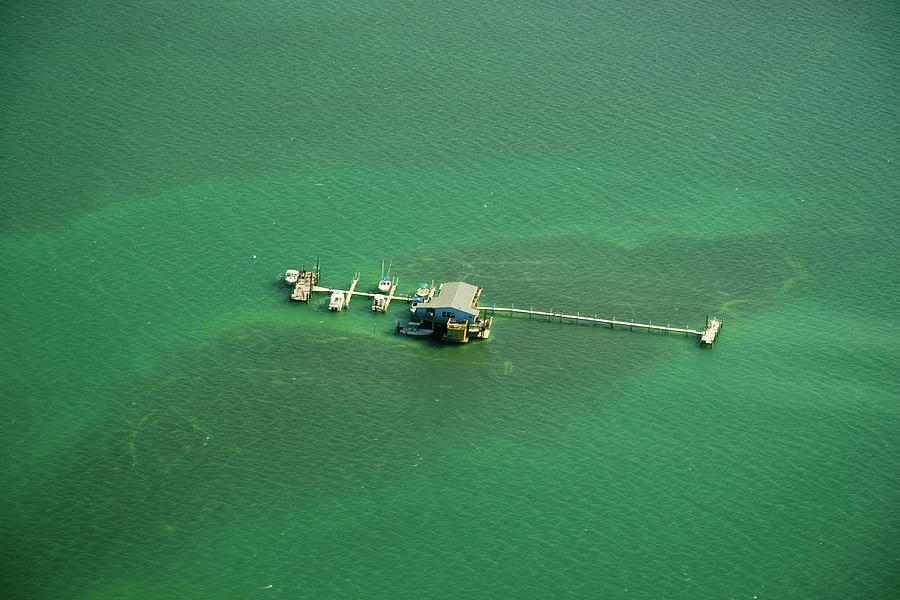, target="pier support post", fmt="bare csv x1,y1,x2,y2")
611,316,615,329
649,320,652,333
511,303,514,319
530,306,533,319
